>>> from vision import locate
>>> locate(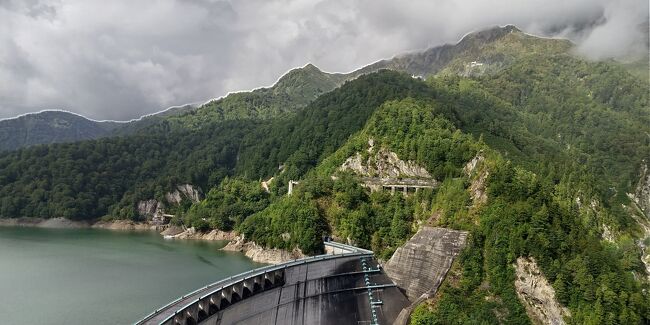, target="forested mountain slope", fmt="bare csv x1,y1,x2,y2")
229,44,650,322
0,105,207,152
238,94,649,323
0,63,348,152
158,63,351,130
0,111,120,152
0,71,426,220
189,26,650,323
